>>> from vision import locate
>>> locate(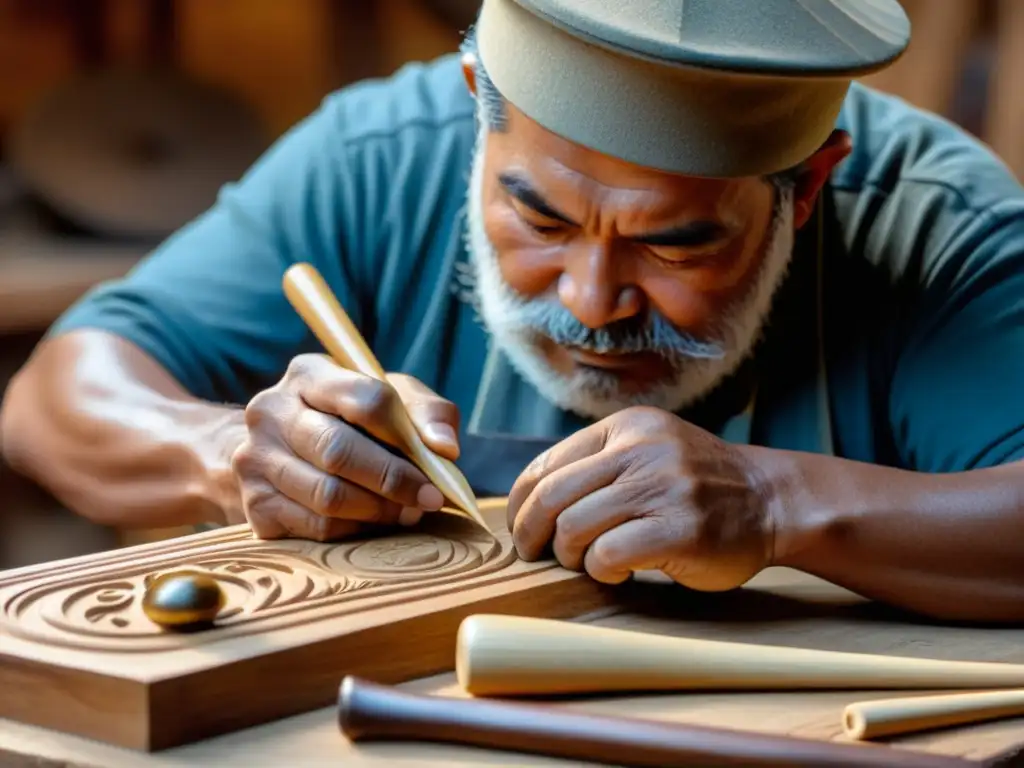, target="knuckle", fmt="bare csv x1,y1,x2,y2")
346,378,395,424
284,353,321,382
314,424,354,474
530,475,562,514
521,451,551,483
310,516,336,542
553,511,583,545
246,511,281,539
587,537,623,572
311,474,346,514
625,405,674,433
241,483,279,519
377,458,412,500
244,389,280,429
231,443,266,477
